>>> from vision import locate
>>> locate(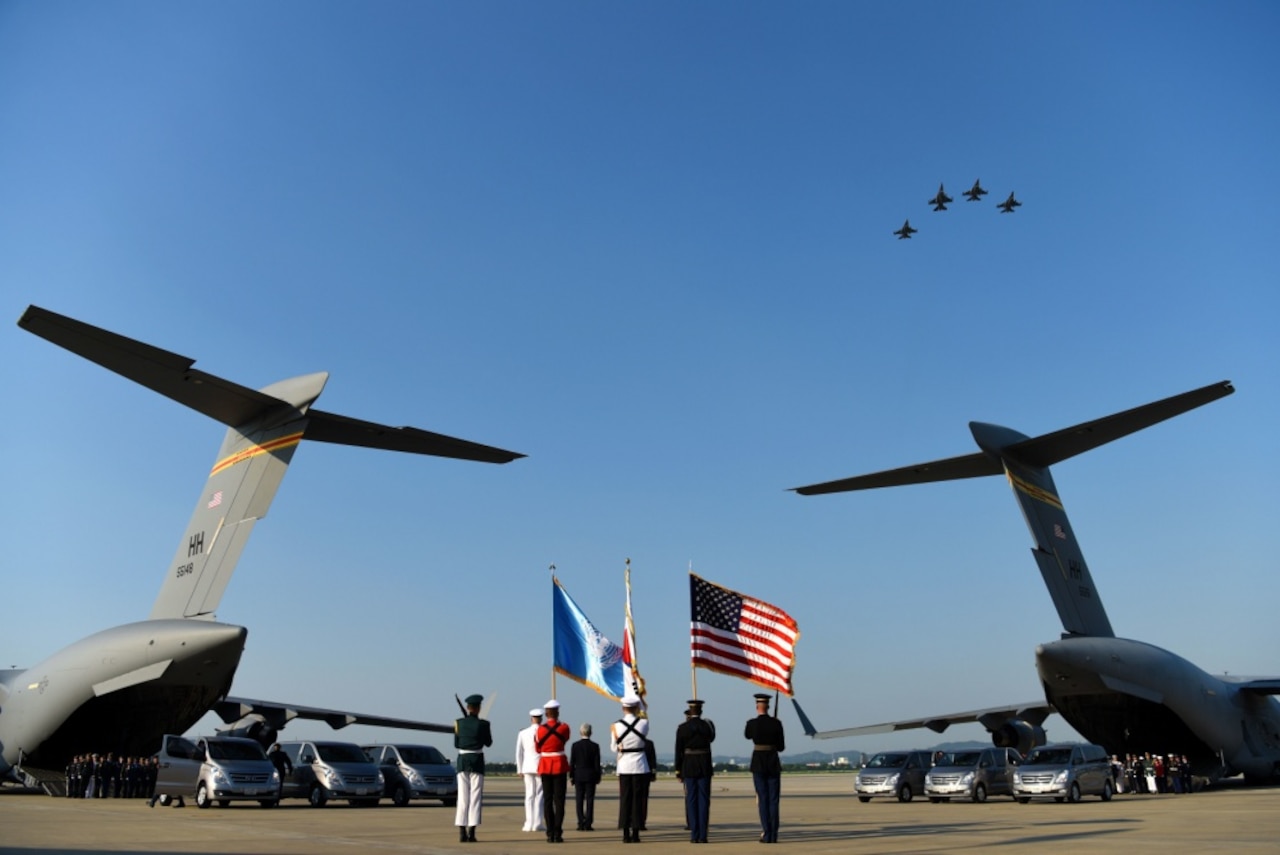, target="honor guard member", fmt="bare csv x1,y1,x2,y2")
454,694,493,843
674,699,716,844
515,708,546,832
536,699,572,843
745,693,786,843
611,694,650,843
